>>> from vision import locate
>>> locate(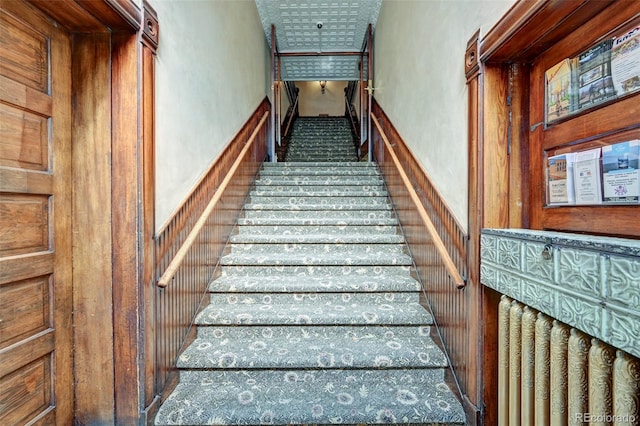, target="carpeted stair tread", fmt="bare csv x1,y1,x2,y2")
242,210,393,220
208,291,420,305
259,163,377,170
233,224,400,236
263,161,372,168
220,251,413,266
286,150,356,158
286,149,355,155
287,144,355,150
154,369,465,425
229,233,404,244
247,195,390,206
254,176,383,185
237,217,399,226
252,187,386,196
225,242,405,255
154,144,466,424
195,302,432,326
178,325,447,369
209,274,421,293
287,156,359,162
195,324,434,340
260,167,379,176
244,202,391,211
217,264,414,277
